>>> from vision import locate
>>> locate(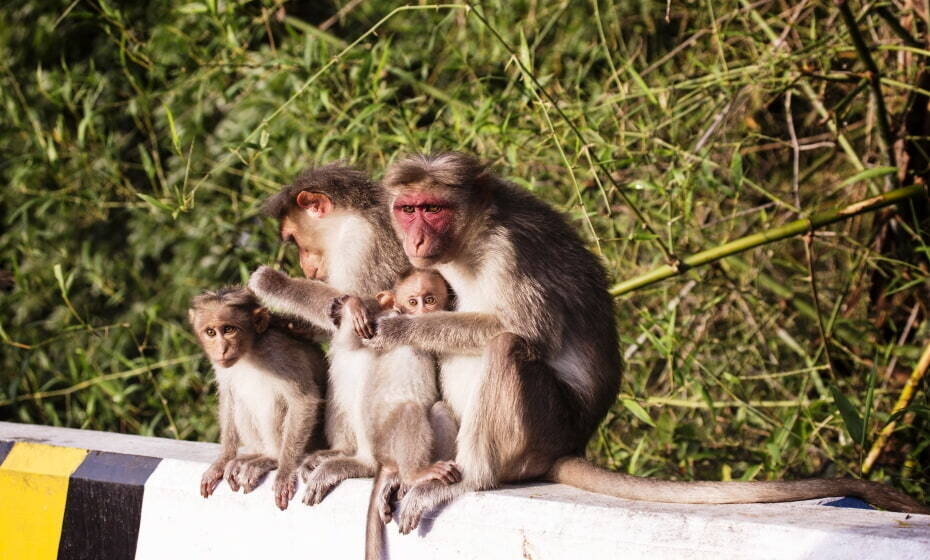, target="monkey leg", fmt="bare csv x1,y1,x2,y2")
429,401,459,462
236,456,278,493
223,454,261,492
302,457,375,506
397,333,581,534
299,449,348,481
